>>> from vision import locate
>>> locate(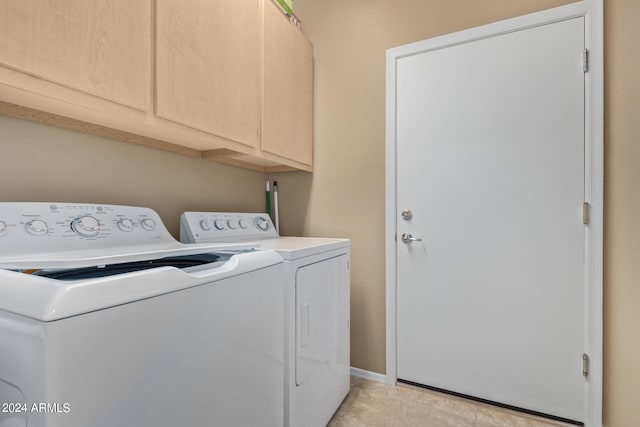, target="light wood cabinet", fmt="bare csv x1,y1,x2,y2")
156,0,260,148
0,0,313,172
0,0,149,111
262,0,314,166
